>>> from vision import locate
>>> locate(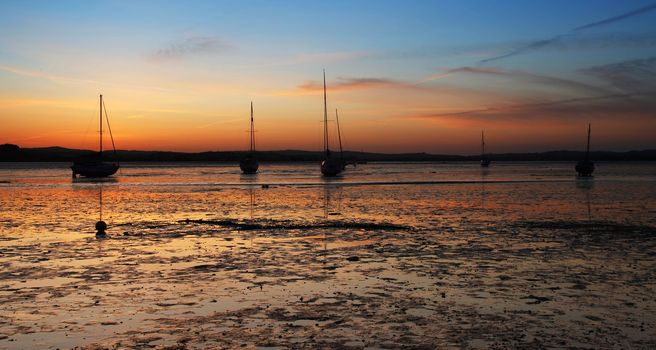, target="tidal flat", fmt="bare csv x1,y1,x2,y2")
1,162,655,349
